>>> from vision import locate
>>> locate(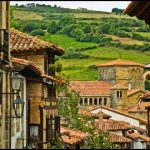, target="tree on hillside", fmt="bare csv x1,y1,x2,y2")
47,21,59,34
56,74,116,149
112,8,124,14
